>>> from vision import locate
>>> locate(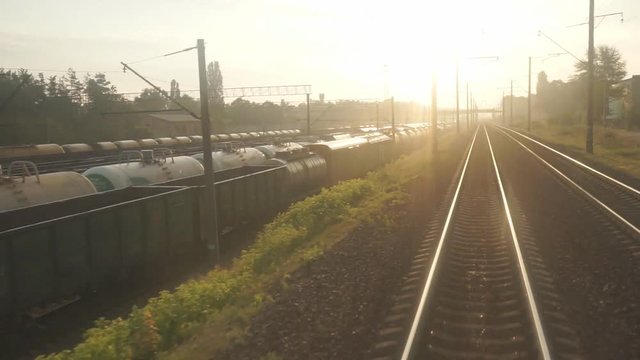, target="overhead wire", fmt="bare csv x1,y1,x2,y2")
124,45,197,65
1,67,123,74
